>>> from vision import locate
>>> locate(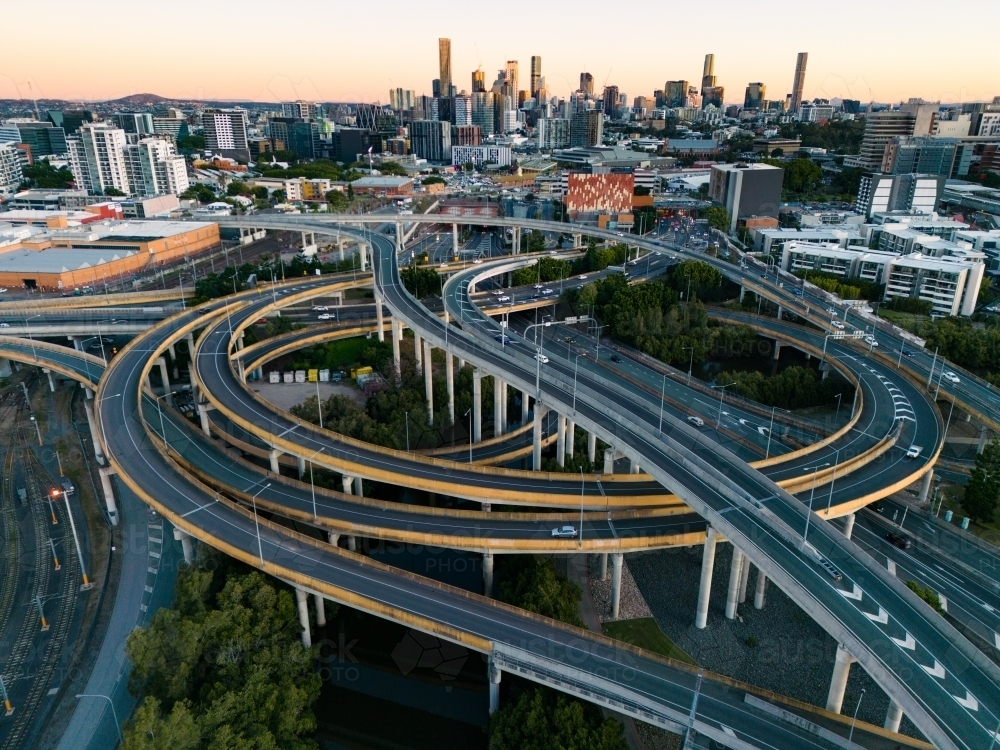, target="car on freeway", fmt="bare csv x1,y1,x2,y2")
439,263,448,268
905,445,923,459
491,289,503,295
312,305,329,311
579,275,588,280
318,314,334,320
818,558,843,581
828,308,839,317
534,284,544,289
534,353,549,364
687,416,705,427
473,258,483,264
198,307,212,314
498,296,511,302
494,334,511,345
886,532,912,550
831,321,845,330
864,335,878,347
901,348,916,358
0,323,8,328
551,525,577,538
0,288,7,293
542,288,554,294
943,371,960,384
793,289,803,296
610,354,622,363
